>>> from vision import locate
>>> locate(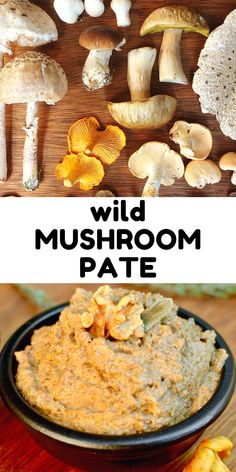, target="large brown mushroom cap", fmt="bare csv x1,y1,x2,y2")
140,5,209,37
79,25,125,50
108,95,177,130
0,51,68,104
0,0,58,51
